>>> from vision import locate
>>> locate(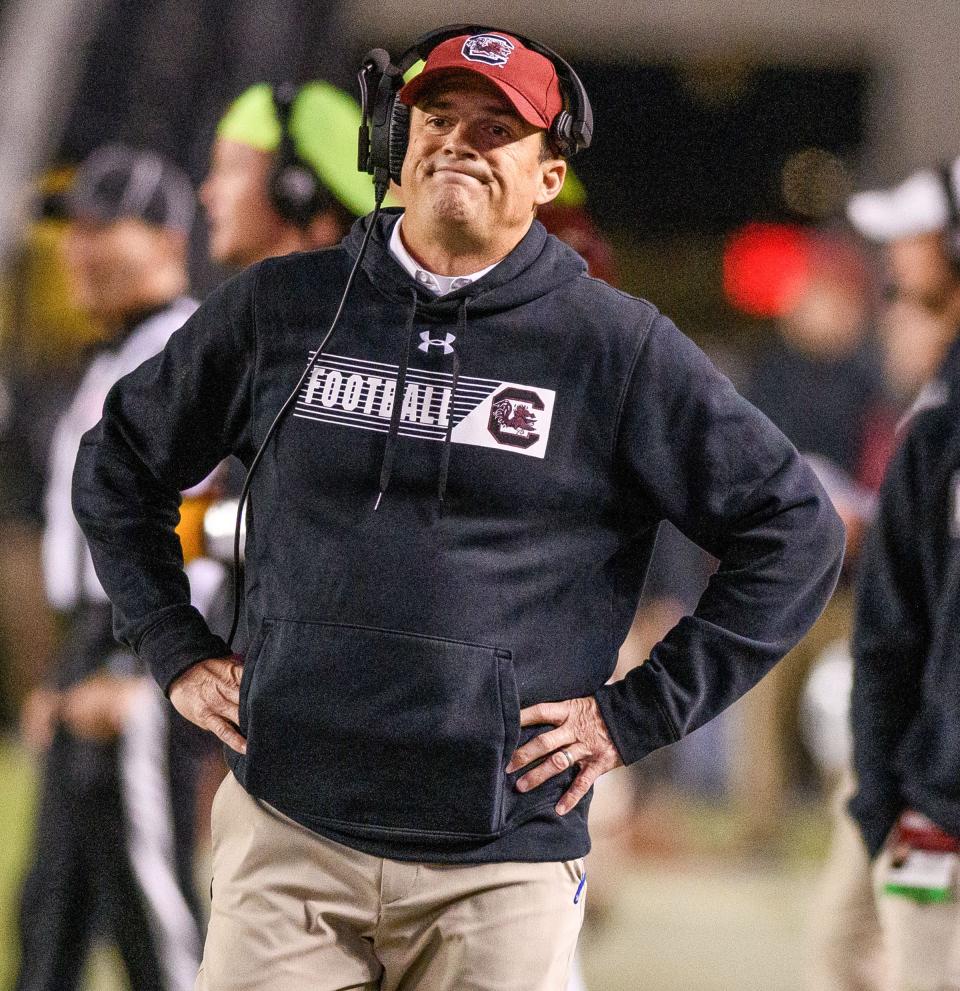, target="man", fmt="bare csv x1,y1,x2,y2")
16,144,205,991
192,80,376,645
73,30,845,990
847,160,960,412
843,158,960,991
200,81,375,269
848,378,960,990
